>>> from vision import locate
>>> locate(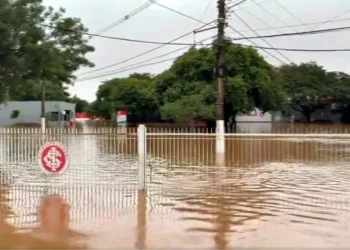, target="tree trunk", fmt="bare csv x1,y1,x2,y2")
304,112,312,122
206,119,216,133
231,115,237,133
291,105,316,123
226,114,237,133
